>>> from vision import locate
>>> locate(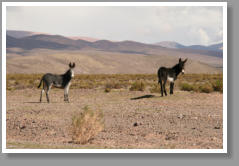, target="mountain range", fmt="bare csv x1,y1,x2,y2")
6,30,223,74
